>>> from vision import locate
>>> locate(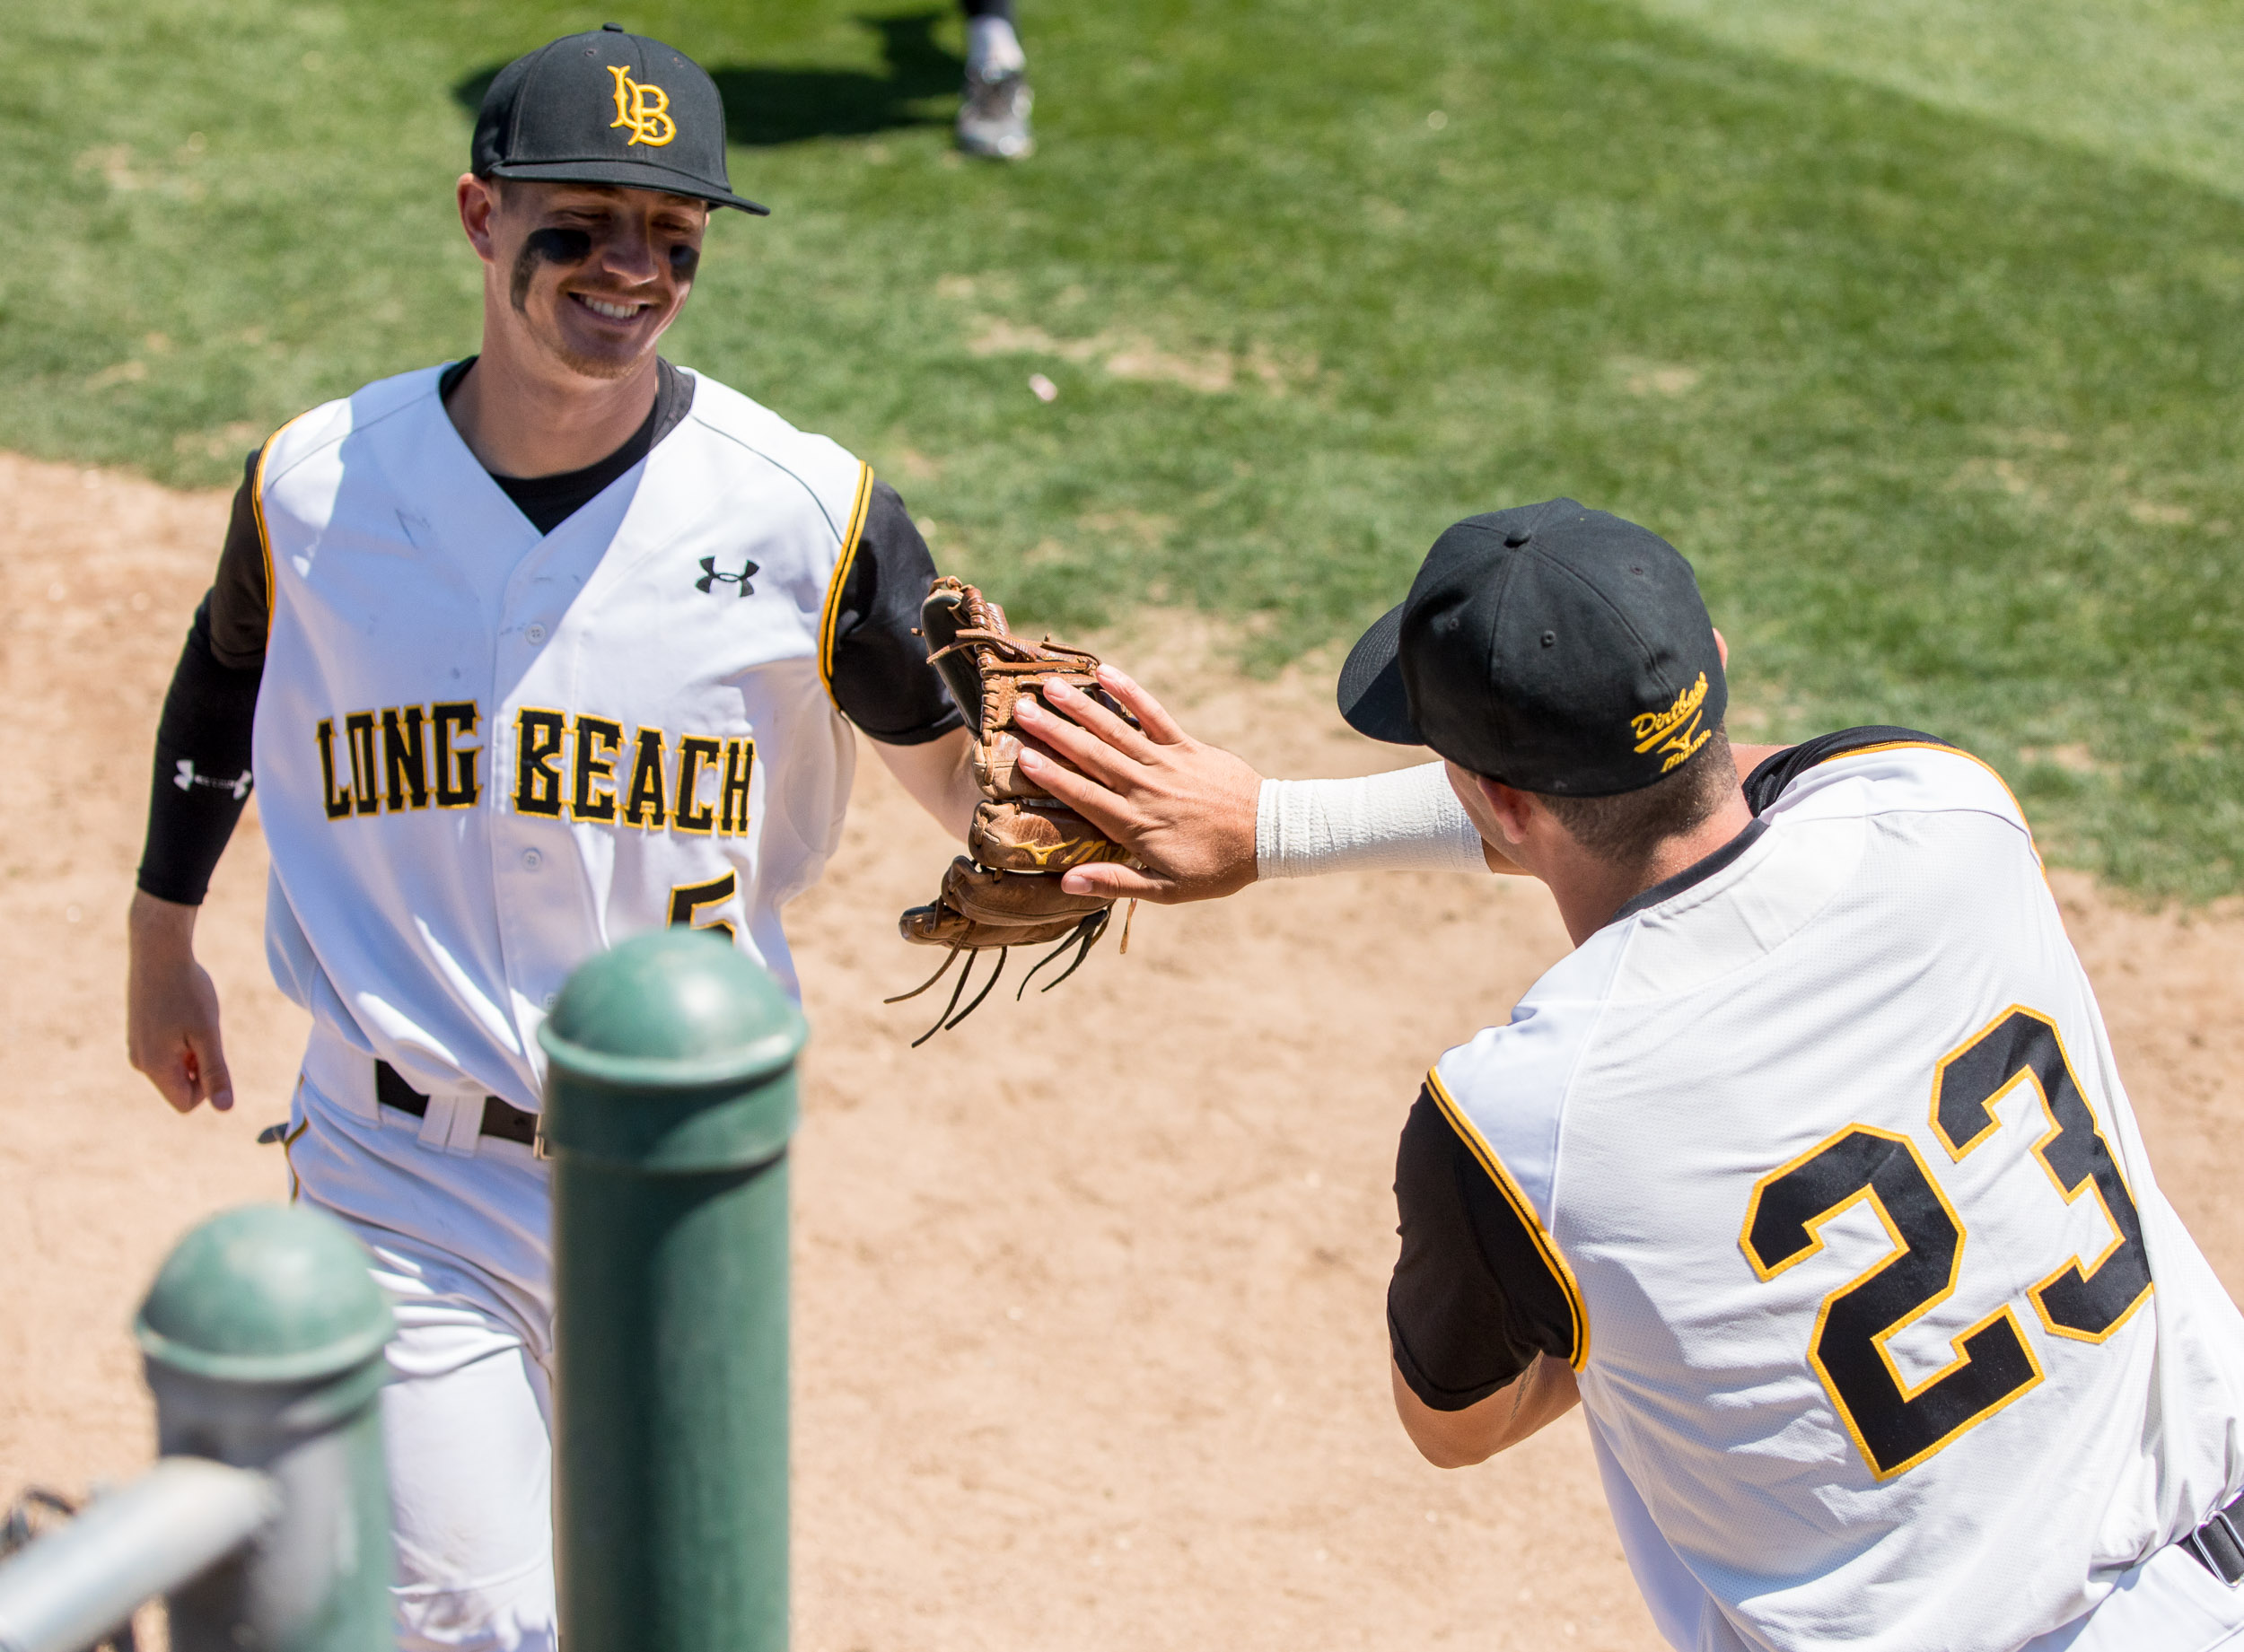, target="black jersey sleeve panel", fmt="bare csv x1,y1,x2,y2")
1742,727,1953,816
1389,1084,1581,1412
137,597,261,905
824,478,966,746
206,448,272,670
